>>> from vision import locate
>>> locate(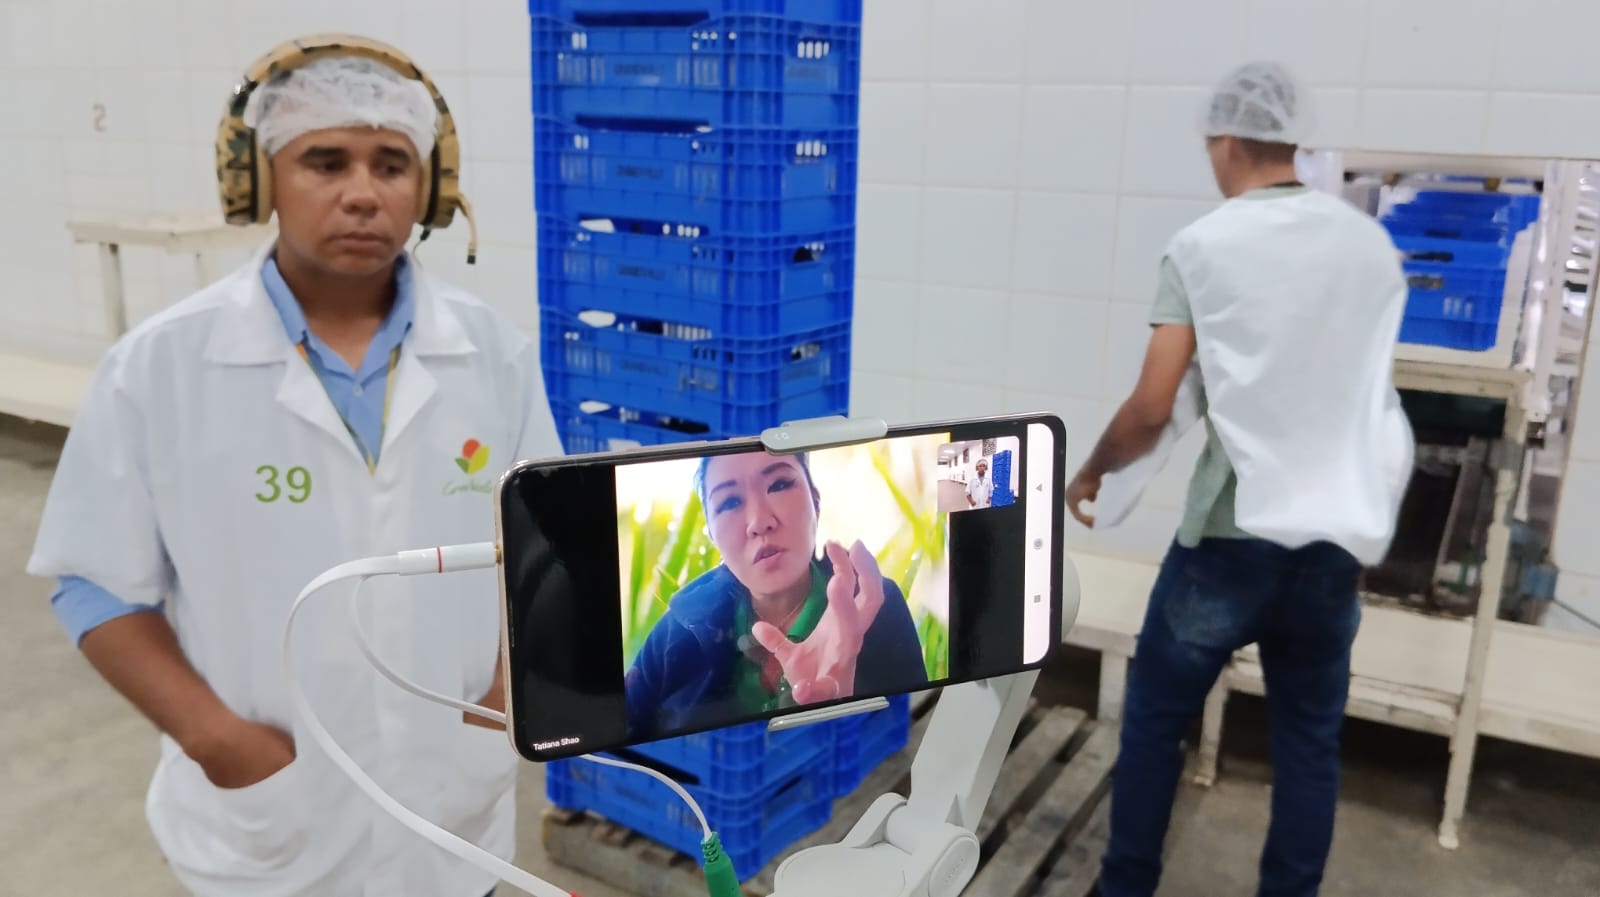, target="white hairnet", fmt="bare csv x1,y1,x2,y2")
244,55,439,159
1203,61,1311,145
